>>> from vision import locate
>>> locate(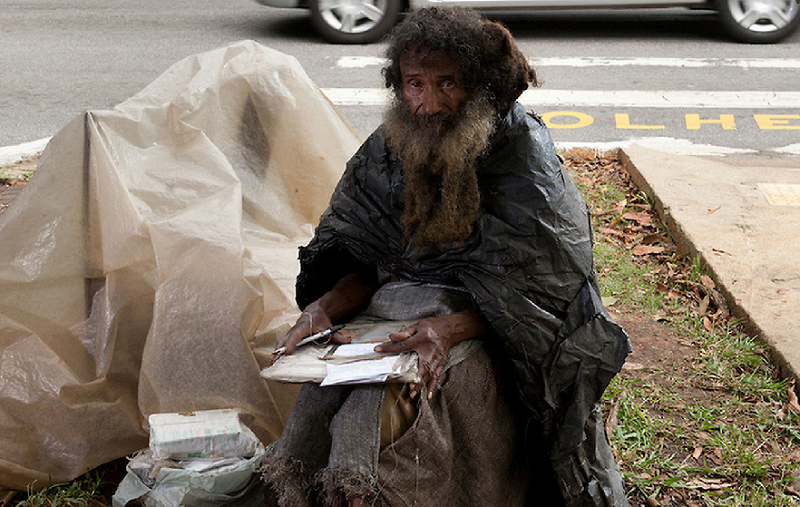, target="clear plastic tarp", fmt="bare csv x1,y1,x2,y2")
0,40,362,490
